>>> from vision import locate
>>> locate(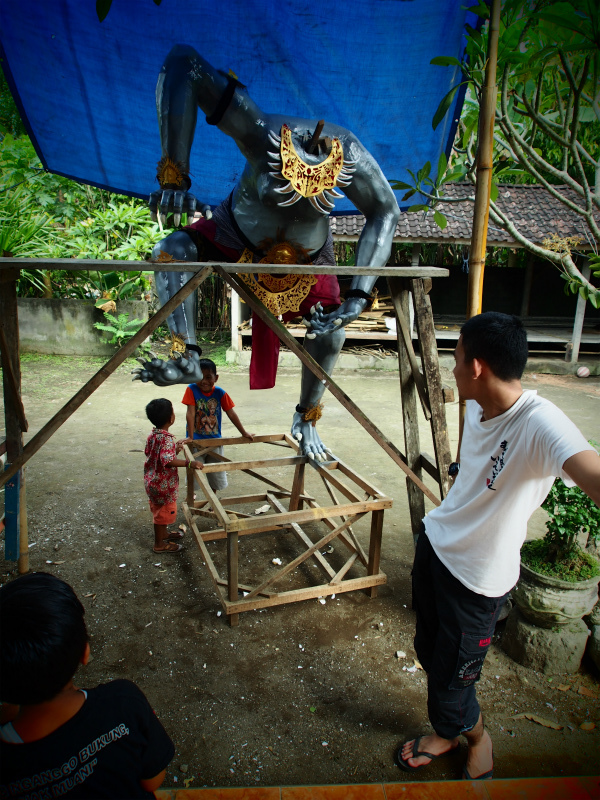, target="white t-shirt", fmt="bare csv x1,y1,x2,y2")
424,391,593,597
